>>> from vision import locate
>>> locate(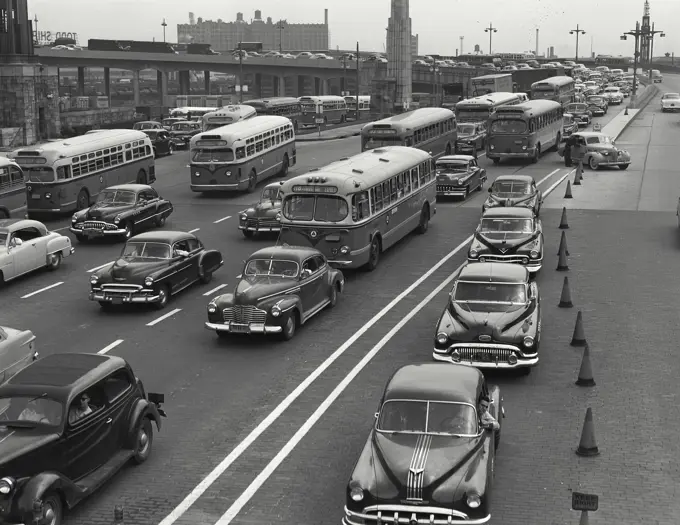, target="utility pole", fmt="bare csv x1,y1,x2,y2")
276,20,286,53
238,41,244,103
621,22,642,99
33,15,38,43
356,42,360,119
484,23,497,55
459,36,464,56
569,24,586,61
161,18,167,43
645,22,665,83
